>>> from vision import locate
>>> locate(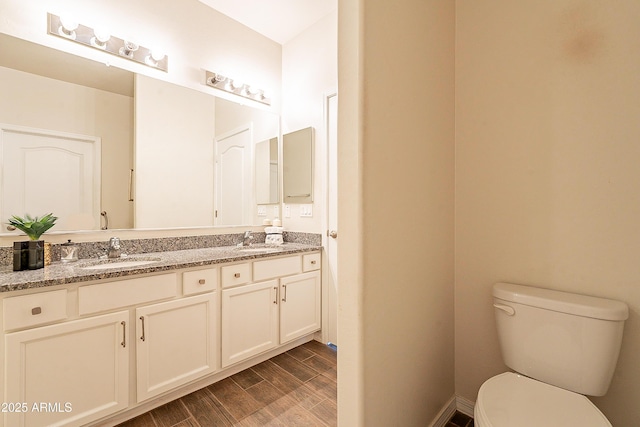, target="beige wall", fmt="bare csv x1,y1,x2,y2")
455,1,640,425
339,0,455,425
0,65,133,230
282,11,337,233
